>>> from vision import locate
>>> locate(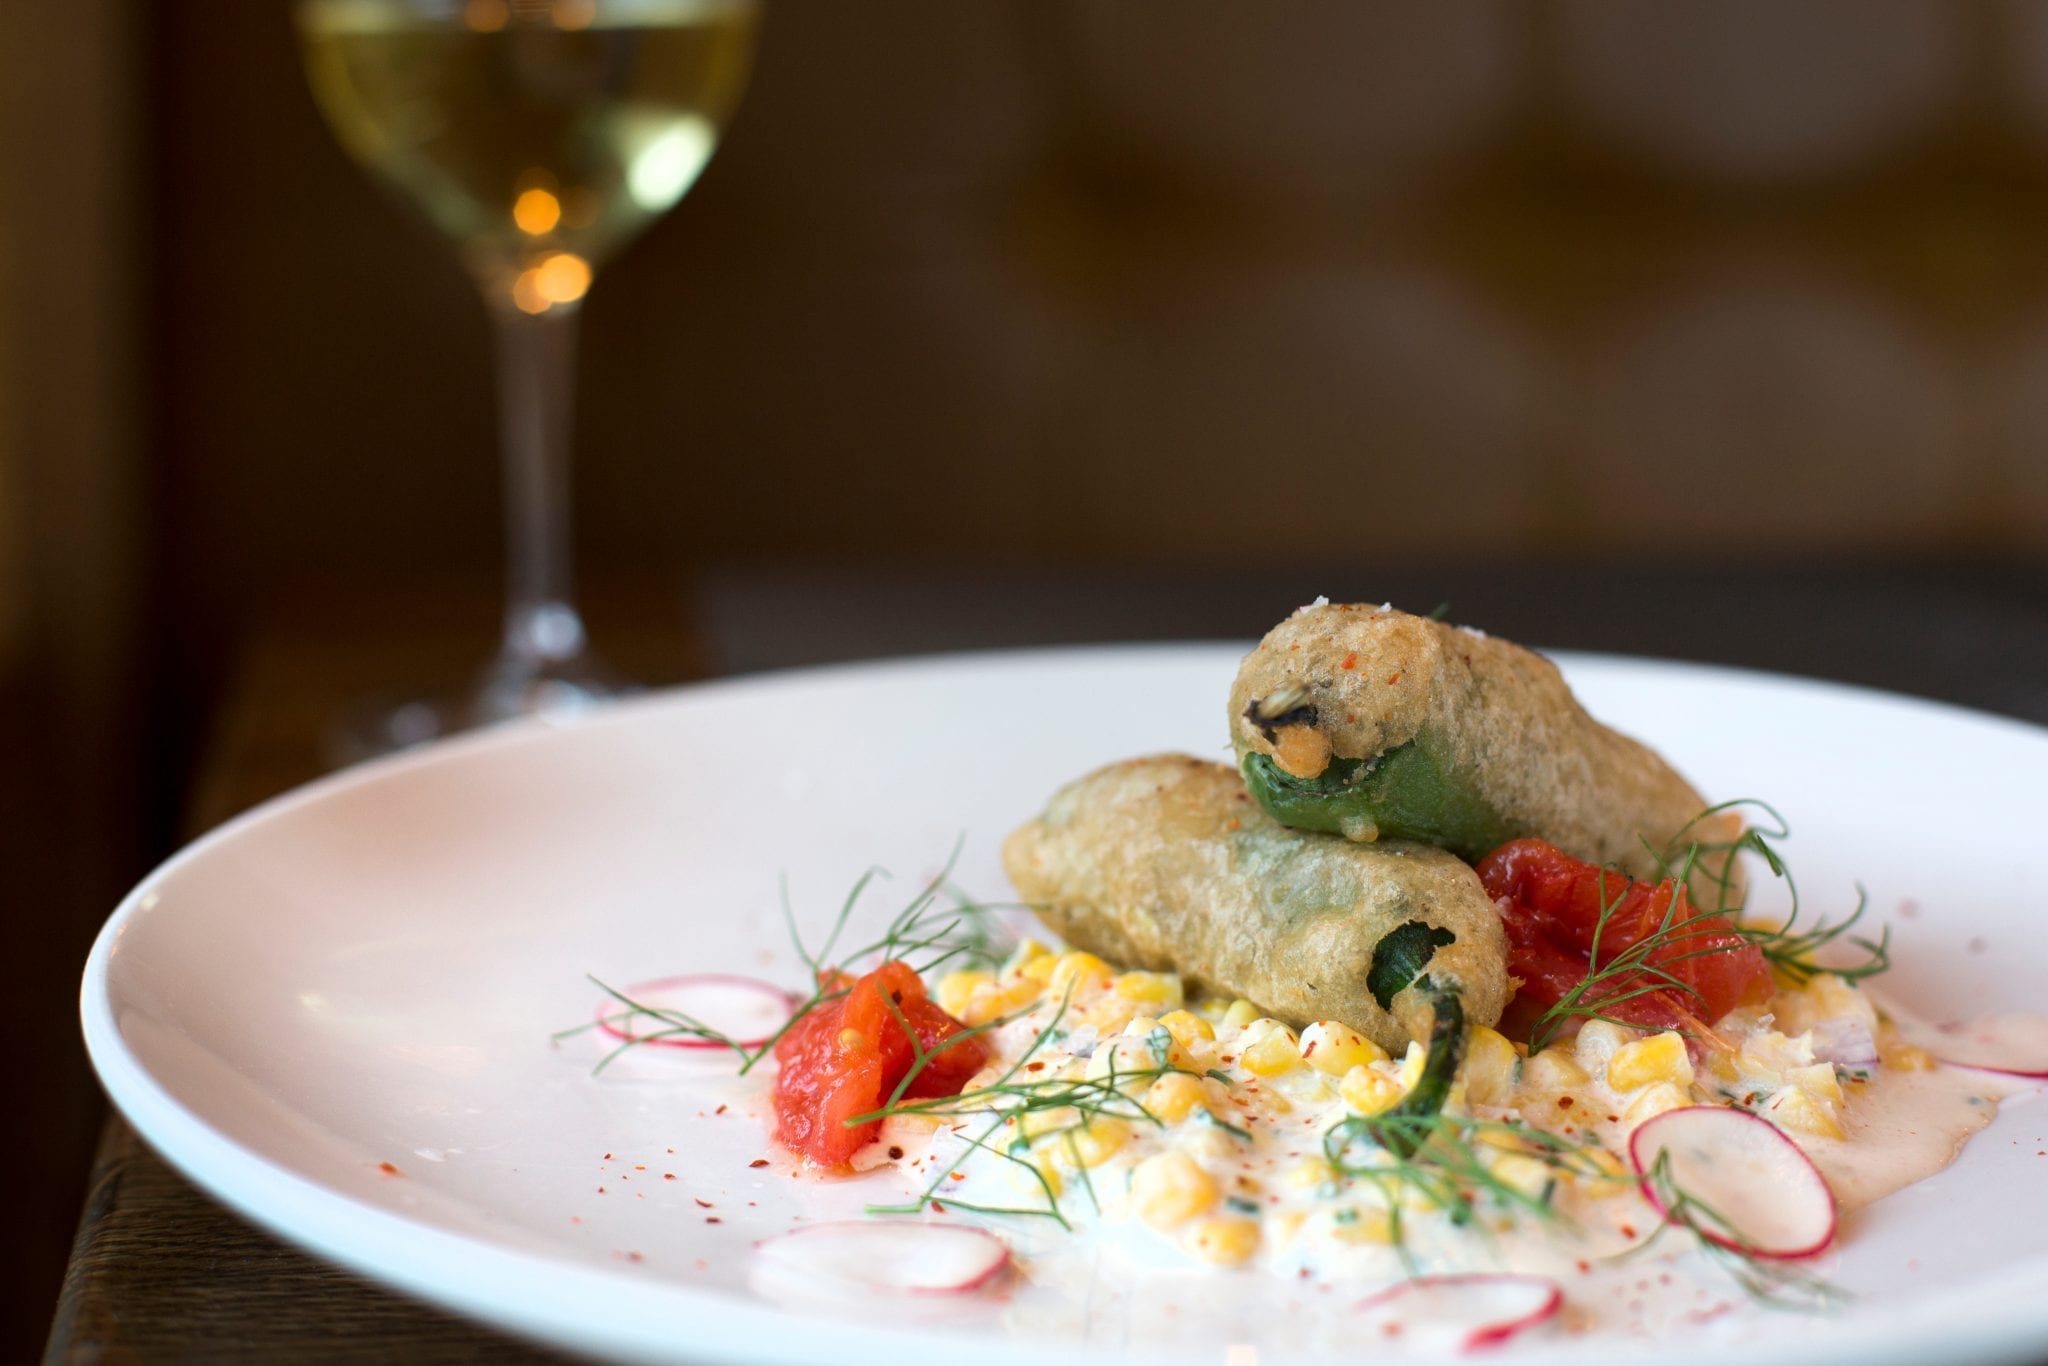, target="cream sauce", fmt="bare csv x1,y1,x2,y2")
1803,1065,2018,1211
